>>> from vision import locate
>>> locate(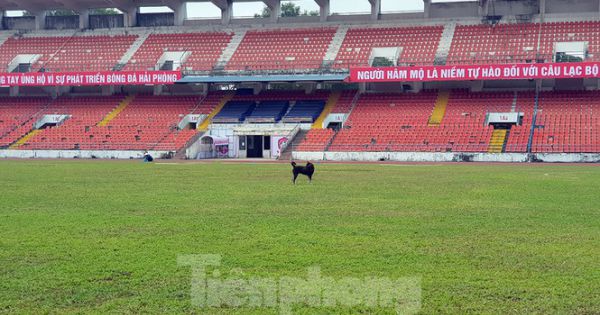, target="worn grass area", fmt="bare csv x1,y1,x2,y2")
0,160,599,314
